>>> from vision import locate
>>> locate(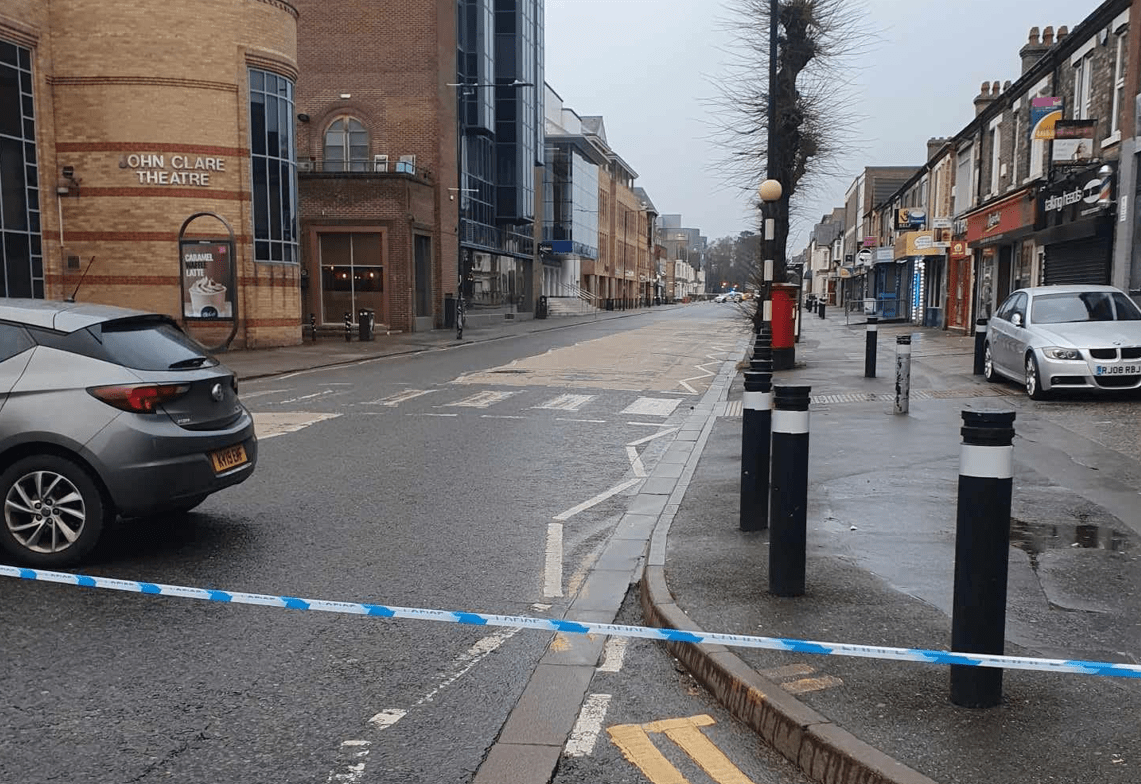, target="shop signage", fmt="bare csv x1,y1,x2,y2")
1051,120,1098,166
949,240,970,259
1031,97,1063,140
860,236,879,248
965,189,1036,247
1036,164,1115,229
894,231,943,258
931,219,952,248
894,208,927,230
180,239,235,319
874,248,895,264
122,153,226,186
856,249,873,266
